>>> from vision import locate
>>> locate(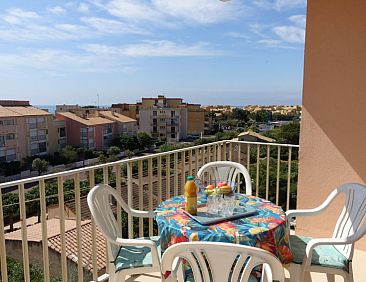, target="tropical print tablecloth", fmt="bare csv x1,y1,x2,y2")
155,193,293,265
